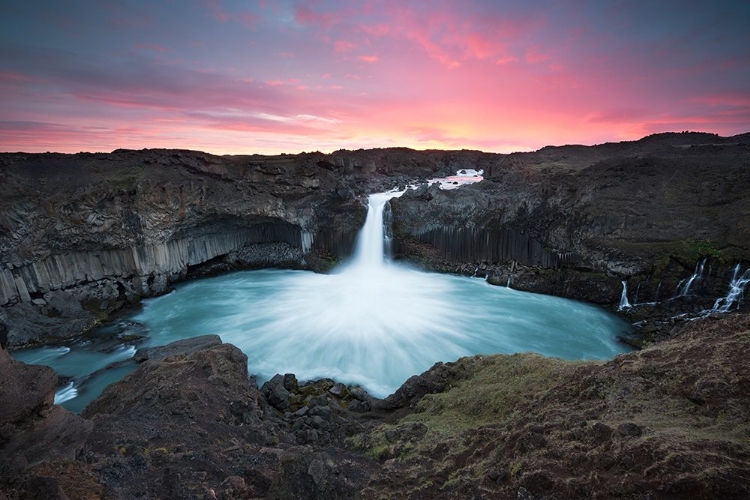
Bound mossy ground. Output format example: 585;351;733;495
357;314;750;499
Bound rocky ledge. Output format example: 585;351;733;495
2;313;749;499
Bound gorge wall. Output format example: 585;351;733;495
390;133;750;309
1;133;749;346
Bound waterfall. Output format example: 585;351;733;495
618;281;631;310
712;264;750;313
678;258;707;297
506;276;511;288
350;190;405;268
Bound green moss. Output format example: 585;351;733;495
683;239;722;260
403;354;582;438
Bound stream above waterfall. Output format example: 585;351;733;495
12;191;633;412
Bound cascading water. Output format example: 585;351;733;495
13;190;632;412
677;258;707;297
712;265;750;313
618;281;631;310
350;191;404;267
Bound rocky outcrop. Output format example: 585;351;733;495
0;346;91;485
2;314;749;498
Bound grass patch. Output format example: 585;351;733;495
402;354;584;442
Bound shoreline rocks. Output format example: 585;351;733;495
2;314;749;498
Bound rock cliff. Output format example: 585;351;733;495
1;133;750;346
391;133;750;306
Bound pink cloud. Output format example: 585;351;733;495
335;40;357;53
204;0;229;22
238;12;259;30
265;80;284;86
587;108;651;124
495;56;519;65
690;92;750;108
295;6;336;29
360;24;390;36
464;34;504;60
0;71;35;83
357;55;378;63
525;47;548;64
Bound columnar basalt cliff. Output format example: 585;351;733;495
390;133;750;313
0;148;460;345
1;132;750;346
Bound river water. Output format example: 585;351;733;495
12;191;631;412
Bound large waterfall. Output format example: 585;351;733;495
350;191;405;267
13;192;631;411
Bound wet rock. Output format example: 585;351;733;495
329;382;346;397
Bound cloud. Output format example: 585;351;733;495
357;55;378;63
0;71;35;83
294;5;337;29
237;12;259;30
587;108;651;124
334;40;357;53
525;47;548;64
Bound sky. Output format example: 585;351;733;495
0;0;748;155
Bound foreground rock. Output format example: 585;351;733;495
2;313;750;498
0;346;91;497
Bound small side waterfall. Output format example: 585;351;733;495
712;265;750;313
618;281;631;310
678;258;707;297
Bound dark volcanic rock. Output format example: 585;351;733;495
76;338;377;499
0;348;91;479
390;133;750;308
132;333;222;362
2;315;750;498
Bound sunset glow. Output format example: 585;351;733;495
1;1;748;154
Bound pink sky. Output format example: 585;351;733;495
0;0;748;154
